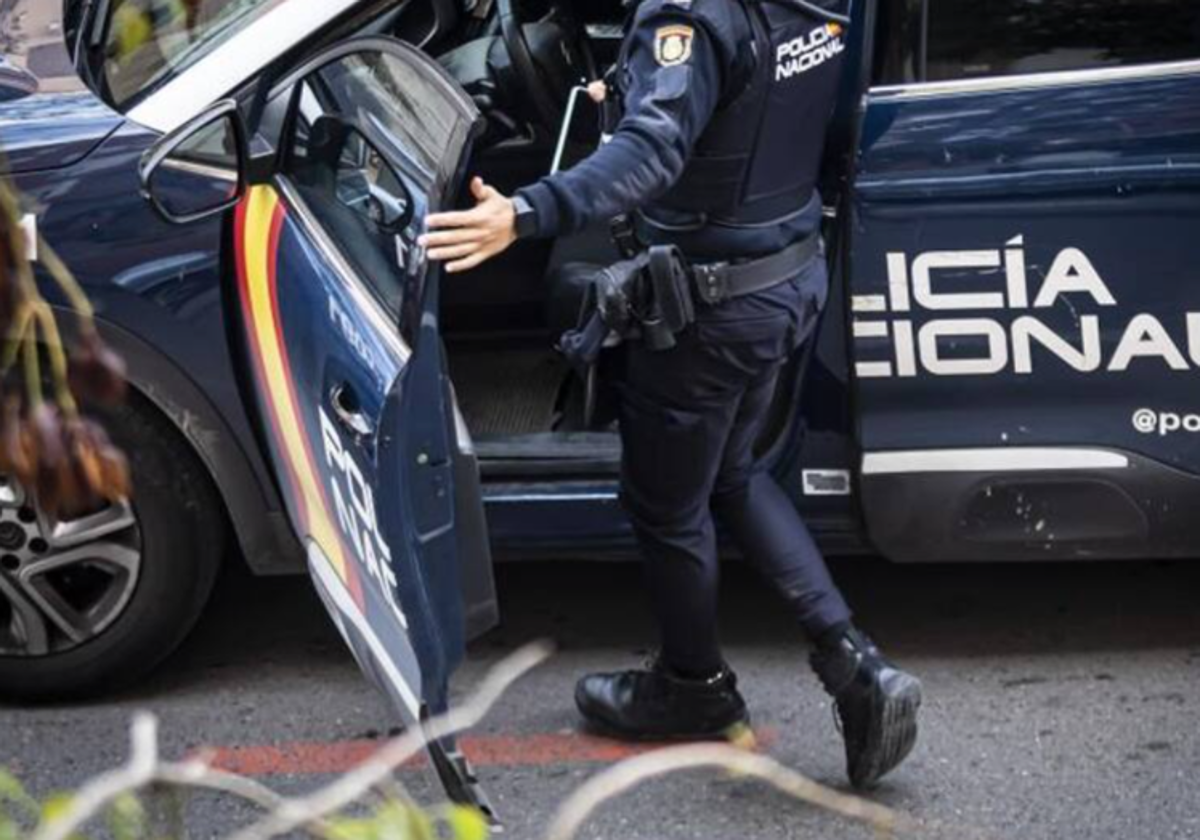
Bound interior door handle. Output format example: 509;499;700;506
330;383;373;437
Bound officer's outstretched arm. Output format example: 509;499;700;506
423;0;722;271
513;1;723;239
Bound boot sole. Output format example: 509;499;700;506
580;713;753;744
850;670;922;790
576;691;753;744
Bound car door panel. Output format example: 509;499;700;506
848;66;1200;562
231;39;492;747
236;183;430;715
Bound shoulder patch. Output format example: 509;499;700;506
654;24;694;67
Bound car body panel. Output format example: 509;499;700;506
847;61;1200;560
13;115;297;571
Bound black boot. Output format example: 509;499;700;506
575;659;749;741
810;628;922;789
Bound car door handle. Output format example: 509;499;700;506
330;383;374;437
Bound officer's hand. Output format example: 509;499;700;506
586;80;608;103
421;178;517;274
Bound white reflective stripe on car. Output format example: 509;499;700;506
307;540;421;717
862;448;1130;475
128;0;365;135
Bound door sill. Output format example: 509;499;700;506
476;432;620;479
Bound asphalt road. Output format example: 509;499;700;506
3;557;1199;840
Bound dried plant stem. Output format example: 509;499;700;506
0;179;96;417
21;330;41;406
32;715;161;840
29;715;325;840
228;641;554;840
31;301;76;413
543;743;915;840
1;305;33;374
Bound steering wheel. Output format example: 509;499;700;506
496;0;599;131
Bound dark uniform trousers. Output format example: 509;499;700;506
617;257;853;676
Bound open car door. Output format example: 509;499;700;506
229;38;498;809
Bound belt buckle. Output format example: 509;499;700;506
693;262;729;304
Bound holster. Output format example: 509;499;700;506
557;244;697;371
555;245;698;428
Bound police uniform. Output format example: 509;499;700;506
514;0;922;789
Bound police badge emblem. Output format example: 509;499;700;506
654;25;694;66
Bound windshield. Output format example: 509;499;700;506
98;0;289;109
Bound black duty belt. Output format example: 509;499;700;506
691;236;822;305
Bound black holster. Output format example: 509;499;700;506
557;244;696;375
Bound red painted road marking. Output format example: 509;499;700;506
199;730;774;777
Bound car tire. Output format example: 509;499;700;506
0;395;226;701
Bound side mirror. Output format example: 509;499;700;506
139;100;248;225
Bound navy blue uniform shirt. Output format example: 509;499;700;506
515;0;823;261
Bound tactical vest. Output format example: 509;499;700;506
653;0;850;227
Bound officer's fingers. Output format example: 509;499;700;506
469;176;489;201
426;241;482;262
423;208;488;230
420;227;485;247
445;243;501;274
478;184;506;204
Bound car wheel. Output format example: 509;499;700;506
0;397;225;701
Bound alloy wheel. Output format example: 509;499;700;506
0;477;142;657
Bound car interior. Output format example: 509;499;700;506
348;0;667;479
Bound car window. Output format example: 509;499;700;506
99;0;289;108
926;0;1200;82
281;52;461;327
312;51;465;183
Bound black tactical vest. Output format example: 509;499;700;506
654;0;850;226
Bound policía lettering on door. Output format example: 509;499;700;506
852;235;1200;379
319;406;409;630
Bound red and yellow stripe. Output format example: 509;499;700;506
235;185;365;609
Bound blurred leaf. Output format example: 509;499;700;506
39;794;73;824
0;814;22;840
326;816;380;840
444;806;488;840
145;785;188;840
373;800;433;840
0;771;38;818
37;794;87;840
107;793;147;840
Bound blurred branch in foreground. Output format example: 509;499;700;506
0;167;129;517
0;640;967;840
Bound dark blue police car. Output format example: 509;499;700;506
1;0;1198;732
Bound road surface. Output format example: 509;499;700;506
3;557;1199;839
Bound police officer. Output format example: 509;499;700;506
421;0;921;789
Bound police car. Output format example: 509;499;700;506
1;0;1197;743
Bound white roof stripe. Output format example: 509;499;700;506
128;0;364;134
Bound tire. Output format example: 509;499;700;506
0;395;226;701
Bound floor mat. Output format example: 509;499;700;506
449;346;567;437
